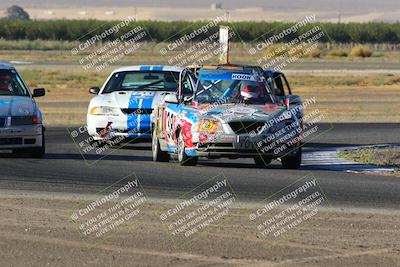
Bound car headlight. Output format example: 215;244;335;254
198;119;219;134
89;106;119;116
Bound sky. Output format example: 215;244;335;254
0;0;399;11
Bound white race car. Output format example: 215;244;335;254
87;65;183;141
0;62;46;157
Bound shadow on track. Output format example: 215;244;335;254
0;152;150;162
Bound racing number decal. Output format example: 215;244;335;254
239;136;257;150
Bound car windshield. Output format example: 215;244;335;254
103;71;180;93
194;69;275;105
0;69;30;97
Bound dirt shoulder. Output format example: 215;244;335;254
0;193;399;267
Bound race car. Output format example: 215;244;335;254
87;65;183;141
151;64;303;168
0;62;46;157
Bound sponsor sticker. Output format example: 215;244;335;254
231;73;256;81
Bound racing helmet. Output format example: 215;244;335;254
240;81;263;99
0;74;11;91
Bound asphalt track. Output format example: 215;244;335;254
1;123;399;209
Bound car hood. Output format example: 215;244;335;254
0;96;36;117
91;91;171;109
197;103;288;122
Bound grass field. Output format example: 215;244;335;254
339;147;400;176
0;41;399;61
339;147;400;167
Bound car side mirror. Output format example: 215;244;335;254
33;88;45;97
164;94;179;104
89;87;100;94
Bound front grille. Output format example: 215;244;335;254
228;121;266;135
11;116;34;126
0;138;23;145
198;143;233;150
121;108;153;115
0;117;6;128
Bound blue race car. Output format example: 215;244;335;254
152;64;303;168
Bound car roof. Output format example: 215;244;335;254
199;64;254;71
112;65;183;73
190;64;283;75
0;61;16;70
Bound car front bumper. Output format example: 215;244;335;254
0;124;43;150
87;114;152;140
186;132;301;158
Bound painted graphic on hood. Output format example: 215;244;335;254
198;104;284;121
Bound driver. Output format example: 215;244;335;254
163;72;178;90
239;81;265;104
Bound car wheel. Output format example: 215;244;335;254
152;127;170;162
254;155;272;167
177;131;197;166
281;146;302;169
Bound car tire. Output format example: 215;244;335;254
13;127;45;158
152;127;170;162
281;146;302;169
177;131;197;166
254;155;272;167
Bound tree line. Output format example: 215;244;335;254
0;19;398;44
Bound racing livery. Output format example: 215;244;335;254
87;65;183;141
152;65;303;168
0;62;46;157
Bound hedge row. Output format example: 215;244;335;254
0;19;399;43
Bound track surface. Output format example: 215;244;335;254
1;123;399;209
